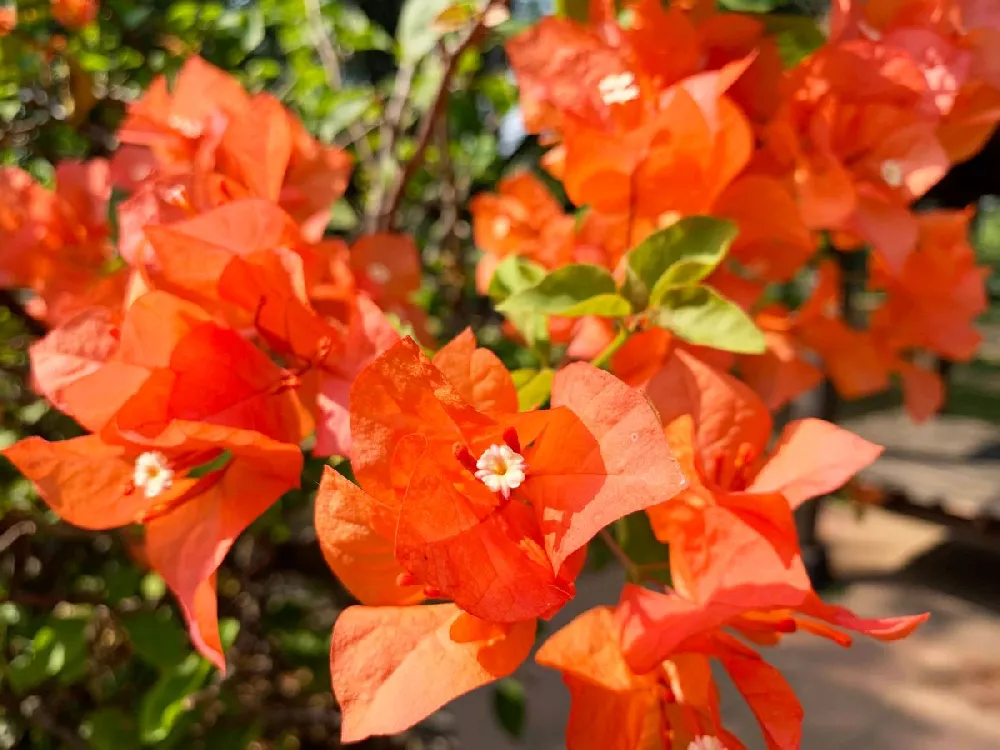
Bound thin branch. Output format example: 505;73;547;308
0;520;35;554
598;528;639;580
376;0;506;232
303;0;374;163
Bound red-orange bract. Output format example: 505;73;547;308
315;333;686;741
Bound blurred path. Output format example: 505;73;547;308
446;502;1000;749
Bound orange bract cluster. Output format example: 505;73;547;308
0;0;987;746
473;0;993;421
1;57;424;669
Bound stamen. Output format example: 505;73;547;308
502;427;520;454
453;443;479;474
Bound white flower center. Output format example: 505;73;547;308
160;184;189;208
366;262;391;285
881;160;904;188
493;215;511;239
167;114;203;139
134;451;174;498
598;72;639;106
688;737;726;750
474;444;527;498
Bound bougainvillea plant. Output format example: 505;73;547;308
1;0;995;746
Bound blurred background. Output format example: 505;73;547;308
0;0;998;748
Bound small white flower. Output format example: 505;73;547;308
160;184;189;207
881;160;904;188
167;114;203;139
133;451;174;499
493;215;512;239
598;72;640;106
366;262;391;285
474;444;527;498
688;737;726;750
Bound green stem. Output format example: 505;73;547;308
590;326;629;370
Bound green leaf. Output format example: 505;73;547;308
486;255;546;302
492;678;526;739
487;256;551;356
614;512;671;584
241;7;265;52
719;0;785;12
622;217;737;310
219;618;240;650
122;610;190;671
498;265;631;318
321;87;376;140
140;572;167;602
397;0;455;62
329;199;358;231
764;14;826;68
651;286;766;354
139;654;213;744
511;368;554;410
556;0;591;21
332;5;393;52
7;614;90;694
83;708;139;750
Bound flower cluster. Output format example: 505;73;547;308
0;0;993;746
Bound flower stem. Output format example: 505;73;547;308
591;327;629;370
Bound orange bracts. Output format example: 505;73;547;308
315;334;685;740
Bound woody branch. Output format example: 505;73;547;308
374;0;508;233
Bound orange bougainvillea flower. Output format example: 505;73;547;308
0;4;15;35
51;0;97;29
214;246;400;458
609;549;927;749
30;291;311;444
119;56;250;170
737;306;824;412
470;170;576;292
763;40;949;271
0;160;125;327
119;67;351;242
534;506;926;749
643;349;882;575
315;333;685;741
4;420;302;669
711;174;816;284
870;207;989;363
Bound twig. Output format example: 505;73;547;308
375;0;505;232
302;0;374;163
598;528;639;580
0;520;35;554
